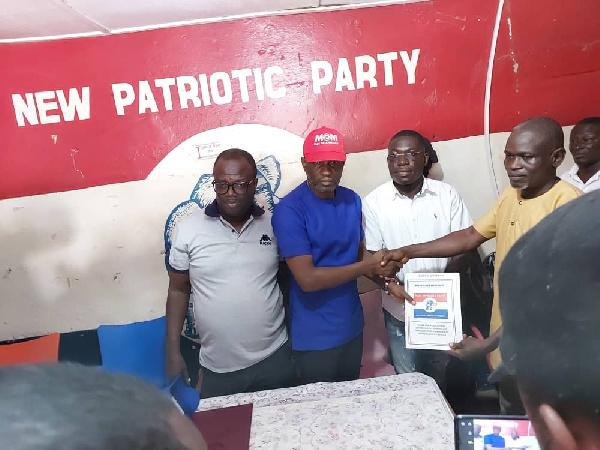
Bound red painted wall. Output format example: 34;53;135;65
1;0;599;200
491;0;600;130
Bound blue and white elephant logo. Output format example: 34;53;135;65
163;155;282;340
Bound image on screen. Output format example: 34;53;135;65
457;417;540;450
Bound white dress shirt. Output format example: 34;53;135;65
561;164;600;193
363;178;473;321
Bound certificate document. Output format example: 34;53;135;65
404;273;462;351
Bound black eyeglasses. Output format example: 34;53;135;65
212;180;254;195
387;151;424;163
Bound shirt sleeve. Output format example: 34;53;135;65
168;223;190;272
271;202;312;258
474;189;508;240
449;186;474;231
356;194;365;243
362;196;383;251
555;181;583;207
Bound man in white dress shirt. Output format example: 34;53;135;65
561;117;600;193
363;130;472;386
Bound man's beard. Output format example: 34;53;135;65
307;178;337;193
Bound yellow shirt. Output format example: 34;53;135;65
474;180;581;368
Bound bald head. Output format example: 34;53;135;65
513;117;564;155
504;117;566;197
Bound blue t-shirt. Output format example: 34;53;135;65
484;434;506;448
272;182;365;351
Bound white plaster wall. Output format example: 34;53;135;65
0;124;577;339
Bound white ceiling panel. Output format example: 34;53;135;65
0;0;106;40
65;0;318;31
0;0;417;42
320;0;424;5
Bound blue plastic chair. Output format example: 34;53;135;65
97;316;200;415
97;316;168;388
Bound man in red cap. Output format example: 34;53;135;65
272;127;400;384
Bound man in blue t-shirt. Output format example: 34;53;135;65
272;127;400;384
484;426;506;449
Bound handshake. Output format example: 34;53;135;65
365;248;409;278
364;248;415;306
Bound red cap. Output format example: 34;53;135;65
303;127;346;162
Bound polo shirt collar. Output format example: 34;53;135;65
204;200;265;218
390;177;434;200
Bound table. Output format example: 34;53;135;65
197;373;454;449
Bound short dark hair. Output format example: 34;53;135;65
499;191;600;423
422;137;438;177
214;148;257;178
0;363;188;450
576;117;600;126
389;130;427;151
389;130;437;175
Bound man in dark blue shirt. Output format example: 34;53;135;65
272;127;399;384
484;425;506;449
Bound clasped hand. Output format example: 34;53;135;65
368;249;403;278
367;249;415;305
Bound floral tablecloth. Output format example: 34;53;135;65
197;373;454;449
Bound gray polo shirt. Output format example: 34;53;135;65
169;201;287;373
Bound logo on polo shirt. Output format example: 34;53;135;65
259;234;272;246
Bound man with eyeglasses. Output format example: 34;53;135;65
561;117;600;193
362;130;472;387
381;117;581;413
166;148;295;398
272;127;401;384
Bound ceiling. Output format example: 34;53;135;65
1;0;414;42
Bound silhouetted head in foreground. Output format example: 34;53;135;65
0;363;206;450
498;190;600;449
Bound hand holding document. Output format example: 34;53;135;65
403;273;462;351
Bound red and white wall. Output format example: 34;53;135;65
1;0;599;340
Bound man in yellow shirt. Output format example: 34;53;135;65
382;117;581;413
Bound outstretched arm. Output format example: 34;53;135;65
447;327;502;361
286;242;400;292
383;226;488;265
